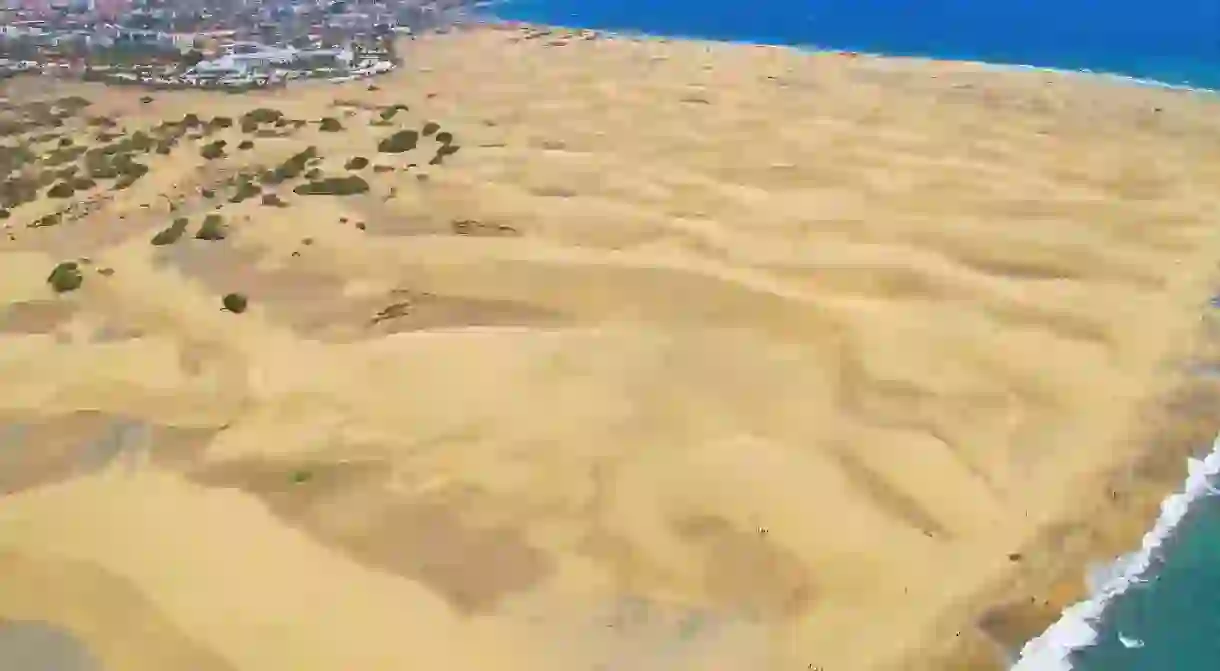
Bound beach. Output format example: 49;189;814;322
3;25;1220;671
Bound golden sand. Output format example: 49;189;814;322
3;26;1220;671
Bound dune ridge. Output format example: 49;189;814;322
3;25;1220;671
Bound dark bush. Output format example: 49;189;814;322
181;113;202;128
241;108;283;133
210;116;233;129
140;95;154;104
421;121;440;136
229;180;261;203
70;177;95;191
379;107;399;121
261;192;286;207
130;131;154;152
46;181;74;198
200;188;215;199
200;141;225;160
435;131;454;145
32;212;62;228
222;292;248;313
377;129;418;153
373;164;393;173
47;261;83;293
344;156;369;170
429;144;461;165
267;146;318;183
238;139;254;150
196;214;226;240
293;175;370;196
318;117;343;132
150;217;190;245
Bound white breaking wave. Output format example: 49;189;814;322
1010;442;1220;670
1118;634;1145;649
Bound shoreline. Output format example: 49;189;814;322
477;14;1220;94
465;18;1220;669
916;292;1220;671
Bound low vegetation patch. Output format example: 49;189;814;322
238;139;254;150
263;146;318;184
195;214;226;240
222;292;248;313
229;178;261;203
241;108;283;133
318;117;343;132
345;156;369;170
293;175;369;196
200;141;226;160
377;129;418;153
261;192;287;207
150;217;190;246
421;121;440;136
46;181;75;198
47;261;83;293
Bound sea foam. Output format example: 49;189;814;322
1010;441;1220;670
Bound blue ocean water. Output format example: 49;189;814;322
487;1;1220;668
1070;490;1220;671
492;0;1220;89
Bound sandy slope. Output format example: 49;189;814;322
3;25;1220;671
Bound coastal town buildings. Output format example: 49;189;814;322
0;0;455;87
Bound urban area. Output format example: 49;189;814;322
0;0;478;89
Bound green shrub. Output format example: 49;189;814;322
47;261;83;293
377;129;418;153
429;144;461;165
318;117;343;132
181;113;202;128
196;214;226;240
210;116;233;129
32;212;62;228
240;108;283;133
200;141;225;160
267;146;318;183
421;121;440;136
229;180;261;203
150;217;190;245
130;131;154;152
222;292;248;313
292;175;369;196
46;181;74;198
378;107;399;121
435;131;454;145
200;188;215;199
238;139;254;150
344;156;369;170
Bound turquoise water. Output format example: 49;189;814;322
1070;490;1220;670
488;1;1220;668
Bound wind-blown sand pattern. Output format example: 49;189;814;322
4;25;1220;671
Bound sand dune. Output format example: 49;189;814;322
3;25;1220;671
